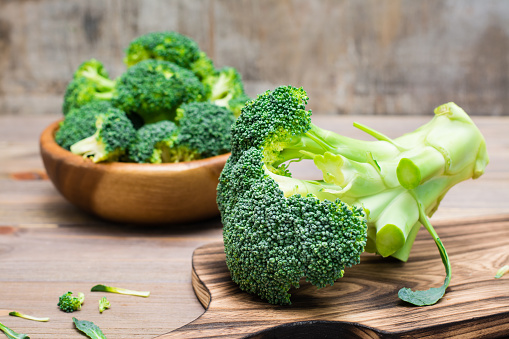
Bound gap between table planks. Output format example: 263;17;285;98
160;214;509;338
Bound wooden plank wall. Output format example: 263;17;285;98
0;0;508;116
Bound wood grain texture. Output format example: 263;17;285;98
0;114;508;338
1;1;509;116
39;120;229;224
163;215;509;338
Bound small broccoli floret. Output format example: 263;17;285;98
128;120;179;163
62;59;116;115
70;107;136;163
218;86;489;305
171;102;235;161
113;59;206;124
55;101;114;150
98;297;111;313
58;291;85;313
204;67;250;117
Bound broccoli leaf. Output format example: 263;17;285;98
398;193;452;306
0;322;30;339
72;318;107;339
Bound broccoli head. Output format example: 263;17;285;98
113;59;206;124
70;107;136;163
128;120;179;163
171;102;235;161
217;86;488;305
62;59;116;115
56;101;114;150
58;291;85;313
124;31;201;69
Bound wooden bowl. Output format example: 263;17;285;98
40;120;229;224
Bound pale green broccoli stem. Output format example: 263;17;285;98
91;284;150;297
398;190;451;306
495;265;509;279
80;67;116;92
70;132;108;162
9;311;49;322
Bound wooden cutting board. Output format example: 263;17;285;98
161;215;509;338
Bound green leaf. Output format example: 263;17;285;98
91;284;150;297
72;318;107;339
0;322;30;339
398;192;451;306
495;265;509;279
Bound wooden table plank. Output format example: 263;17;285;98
0;114;507;338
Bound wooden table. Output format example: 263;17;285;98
0;114;508;338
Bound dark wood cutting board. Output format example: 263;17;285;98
161;215;509;338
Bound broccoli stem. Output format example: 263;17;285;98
70;133;107;162
398;190;451;306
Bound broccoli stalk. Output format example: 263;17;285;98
91;284;150;297
217;86;488;306
9;311;49;322
495;265;509;279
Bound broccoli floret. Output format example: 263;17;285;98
124;31;215;82
205;67;250;117
70;107;136;163
128;120;179;163
57;291;85;313
55;101;114;150
113;59;206;124
171;102;235;161
98;297;111;313
217;86;489;306
124;31;202;69
62;59;116;115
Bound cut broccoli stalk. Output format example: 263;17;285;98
9;311;49;322
495;265;509;279
91;284;150;297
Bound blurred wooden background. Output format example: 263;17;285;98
0;0;508;116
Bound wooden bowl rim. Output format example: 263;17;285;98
40;119;231;173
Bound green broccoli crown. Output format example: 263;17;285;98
113;59;205;124
218;147;367;305
56;101;114;150
62;59;116;115
124;31;201;69
70;107;136;163
57;291;85;313
174;102;235;159
218;86;489;305
128;120;179;163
